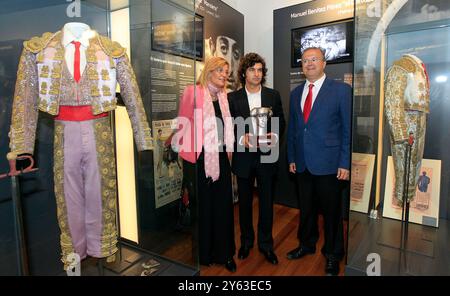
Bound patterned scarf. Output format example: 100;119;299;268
202;83;234;182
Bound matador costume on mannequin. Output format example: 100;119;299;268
384;54;430;204
8;23;153;269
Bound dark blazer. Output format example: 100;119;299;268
287;77;351;175
228;86;286;178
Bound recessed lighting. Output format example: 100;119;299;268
435;75;447;83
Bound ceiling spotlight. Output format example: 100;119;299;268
435;75;447;83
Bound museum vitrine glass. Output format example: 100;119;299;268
347;0;450;275
0;0;199;276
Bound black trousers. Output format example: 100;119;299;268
237;163;275;251
296;169;344;260
190;151;235;265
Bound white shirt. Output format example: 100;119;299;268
301;74;326;111
246;85;262;133
237;86;262;145
246;85;262;114
61;23;96;77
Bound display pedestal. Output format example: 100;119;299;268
377;225;434;258
103;244;143;273
345;212;448;276
378;137;434;258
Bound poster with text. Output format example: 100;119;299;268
383;157;441;227
350;153;375;214
153;119;183;209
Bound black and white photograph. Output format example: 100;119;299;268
291;21;353;67
197;0;244;92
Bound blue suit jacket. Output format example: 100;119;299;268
287;77;351;175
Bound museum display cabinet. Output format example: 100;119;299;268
347;0;450;275
0;0;199;276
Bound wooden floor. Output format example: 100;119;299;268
200;199;346;276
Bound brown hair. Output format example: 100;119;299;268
238;53;267;86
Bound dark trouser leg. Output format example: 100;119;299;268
296;170;319;250
237;175;255;248
255;170;274;251
315;174;344;259
210;152;235;263
197;160;213;265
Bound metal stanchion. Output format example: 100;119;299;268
400;133;414;249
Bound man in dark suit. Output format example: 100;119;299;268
286;47;351;275
228;53;285;265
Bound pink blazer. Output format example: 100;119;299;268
176;84;205;164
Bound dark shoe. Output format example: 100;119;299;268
225;258;236;273
286;246;315;260
238;245;252;260
259;249;278;265
325;258;340;276
200;259;212;267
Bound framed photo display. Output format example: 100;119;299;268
291;19;354;68
350;153;376;214
382;156;441;227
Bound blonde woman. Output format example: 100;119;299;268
175;57;236;272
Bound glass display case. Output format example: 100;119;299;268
0;0;198;276
347;0;450;275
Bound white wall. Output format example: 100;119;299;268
221;0;312;87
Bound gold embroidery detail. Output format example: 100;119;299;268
93;117;118;258
102;101;111;111
86;48;97;63
394;57;416;73
40;65;49;78
91;85;100;97
51;63;62;79
92;102;102;115
23;32;57;53
98;35;126;58
40;82;48;95
39;99;48;111
102;85;112;96
9;51;28;154
391;113;427;203
54;47;64;61
88;67;99;80
109;56;115;69
48;100;58;115
101;69;110;81
53;121;76;270
385;65;408;142
49;82;60;96
36;52;45;63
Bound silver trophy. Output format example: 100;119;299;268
250;107;277;146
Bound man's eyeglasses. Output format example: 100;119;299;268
301;57;323;64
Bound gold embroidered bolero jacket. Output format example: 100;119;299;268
9;30;153;154
384;54;430;143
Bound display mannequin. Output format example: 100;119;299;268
9;22;153;269
384;54;430;204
